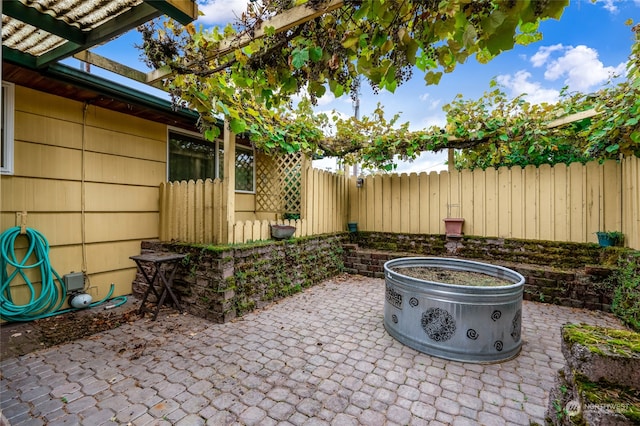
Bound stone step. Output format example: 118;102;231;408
561;324;640;388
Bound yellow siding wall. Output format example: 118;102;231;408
1;85;167;304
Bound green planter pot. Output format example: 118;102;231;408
596;232;623;247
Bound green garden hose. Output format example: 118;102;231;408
0;226;127;322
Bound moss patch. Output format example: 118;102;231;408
563;324;640;357
574;374;640;423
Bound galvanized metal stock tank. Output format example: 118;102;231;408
384;257;525;363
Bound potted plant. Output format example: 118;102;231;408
595;231;624;247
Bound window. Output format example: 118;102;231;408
168;131;222;182
1;82;15;175
235;146;255;192
168;129;254;192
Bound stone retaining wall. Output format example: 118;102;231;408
133;233;629;322
133;235;346;323
344;233;624;312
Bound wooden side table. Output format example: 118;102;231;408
130;252;186;320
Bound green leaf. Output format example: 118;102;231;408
216;100;230;116
631;131;640;143
485;22;517;54
342;35;359;49
204;128;220;141
292;48;309;69
372;32;387;47
352;2;370;20
519;21;539;34
404;39;419;65
541;0;569;20
309;81;326;98
264;26;276;37
486;11;505;30
281;76;298;93
605;144;620;153
309;47;323;62
462;24;477;48
229;118;246;134
499;134;509;142
424;71;442;85
329;79;344;97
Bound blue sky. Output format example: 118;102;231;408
68;0;640;173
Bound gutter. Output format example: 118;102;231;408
45;63;209;124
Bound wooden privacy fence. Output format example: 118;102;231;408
159;156;639;249
160;167;350;244
350;156;639;249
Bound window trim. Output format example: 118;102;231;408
1;81;15;175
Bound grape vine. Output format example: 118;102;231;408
139;0;569;162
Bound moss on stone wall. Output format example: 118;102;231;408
137;236;347;323
563;324;640;357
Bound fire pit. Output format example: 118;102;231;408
384;257;525;363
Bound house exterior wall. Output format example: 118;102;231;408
235;192;257;222
1;85;167;303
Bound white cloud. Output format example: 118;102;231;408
414;112;446;131
418;93;442;113
197;0;250;25
599;0;619;13
496;70;560;104
543;45;626;92
316;91;338;107
394;151;448;174
530;44;564;67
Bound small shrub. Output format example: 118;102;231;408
610;254;640;331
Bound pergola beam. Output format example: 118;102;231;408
73;50;151;84
546;108;600;129
146;0;345;84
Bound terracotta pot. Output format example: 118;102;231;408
443;218;464;237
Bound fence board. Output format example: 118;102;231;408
418;172;431;233
553;164;568;242
603;160;622;233
408;173;420;234
484;167;497;237
497;167;510;238
459;169;473;234
585;161;600;243
390;174;401;232
438;171;449;234
538;164;552;241
523;165;537;240
568;162;585;241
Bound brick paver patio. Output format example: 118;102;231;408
0;275;624;425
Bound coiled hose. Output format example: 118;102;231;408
0;226;126;322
